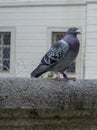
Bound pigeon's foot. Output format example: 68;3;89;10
63;73;76;81
65;77;76;81
54;77;76;81
54;72;76;81
54;77;65;81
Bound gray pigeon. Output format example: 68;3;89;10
31;27;81;79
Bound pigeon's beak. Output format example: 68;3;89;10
76;29;81;34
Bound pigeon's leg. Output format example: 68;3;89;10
63;73;76;81
54;72;67;81
63;73;68;78
54;72;76;81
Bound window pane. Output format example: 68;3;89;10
3;33;11;45
52;32;65;43
3;48;10;59
56;33;65;41
3;60;10;71
0;32;11;72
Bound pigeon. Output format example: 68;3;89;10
31;27;81;79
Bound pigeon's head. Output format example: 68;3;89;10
67;27;81;36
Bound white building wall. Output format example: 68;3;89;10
0;2;86;77
85;2;97;79
1;0;97;78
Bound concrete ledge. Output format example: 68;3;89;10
0;78;97;130
0;78;97;109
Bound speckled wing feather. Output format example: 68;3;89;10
41;40;69;66
31;40;69;77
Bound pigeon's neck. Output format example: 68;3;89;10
63;34;77;42
65;33;77;37
64;34;78;43
63;34;80;51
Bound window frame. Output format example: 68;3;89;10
47;27;82;78
0;27;16;77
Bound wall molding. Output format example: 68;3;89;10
0;0;87;7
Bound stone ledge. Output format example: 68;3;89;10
0;78;97;130
0;78;97;109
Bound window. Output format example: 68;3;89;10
0;32;11;72
52;32;76;74
0;27;15;76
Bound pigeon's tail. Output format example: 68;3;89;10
31;64;49;78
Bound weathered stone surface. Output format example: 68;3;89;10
0;78;97;109
0;78;97;130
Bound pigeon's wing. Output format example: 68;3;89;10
31;40;69;78
41;40;69;67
